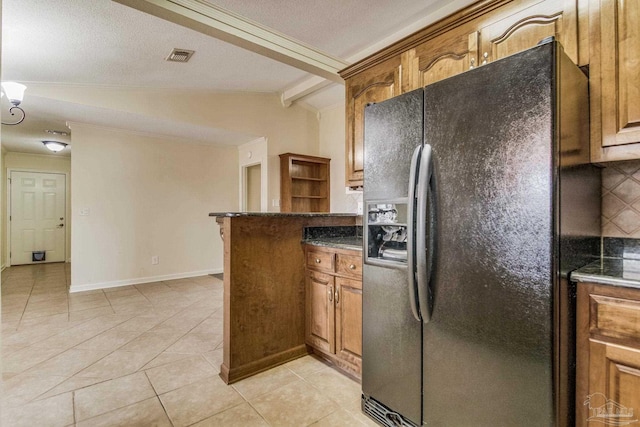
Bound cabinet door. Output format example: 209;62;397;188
335;277;362;368
305;270;335;354
478;0;579;65
405;31;478;91
584;340;640;424
590;0;640;161
345;56;401;188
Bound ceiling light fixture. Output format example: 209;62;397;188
42;141;68;153
1;82;27;125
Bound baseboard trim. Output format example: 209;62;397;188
220;345;309;384
69;268;223;293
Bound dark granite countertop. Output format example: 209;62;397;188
209;212;358;218
304;237;363;251
571;258;640;289
302;225;363;251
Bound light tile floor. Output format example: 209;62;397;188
1;263;376;427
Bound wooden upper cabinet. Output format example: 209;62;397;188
589;0;640;162
340;0;591;189
478;0;580;65
404;30;479;91
345;56;401;188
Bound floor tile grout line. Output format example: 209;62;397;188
15;278;36;329
31;376;113;404
147;369;177;427
245;399;273;427
2;269;238;426
62;300;215;382
72;389;77;426
72;378;169;426
12;312;143;381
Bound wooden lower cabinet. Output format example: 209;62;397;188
576;282;640;425
304;244;362;378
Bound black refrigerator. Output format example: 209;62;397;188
361;40;601;426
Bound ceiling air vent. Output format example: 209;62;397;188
166;49;195;63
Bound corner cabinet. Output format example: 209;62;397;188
279;153;330;213
589;0;640;162
576;282;640;426
304;244;363;378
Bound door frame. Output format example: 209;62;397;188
238;138;268;212
240;161;266;212
6;168;70;267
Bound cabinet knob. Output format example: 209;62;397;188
482;52;488;65
349;264;356;270
315;258;321;264
470;58;475;69
335;288;340;304
328;286;333;302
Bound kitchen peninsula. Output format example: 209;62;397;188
209;212;360;384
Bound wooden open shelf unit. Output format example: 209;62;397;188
280;153;331;213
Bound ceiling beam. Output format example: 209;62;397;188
113;0;348;83
280;76;333;107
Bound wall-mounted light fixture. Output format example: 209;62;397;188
1;82;27;125
42;141;68;153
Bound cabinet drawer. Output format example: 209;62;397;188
306;248;334;273
335;253;362;279
590;294;640;340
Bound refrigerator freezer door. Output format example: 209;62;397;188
363;89;424;426
422;42;560;425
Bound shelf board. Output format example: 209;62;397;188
368;222;408;227
292;195;326;199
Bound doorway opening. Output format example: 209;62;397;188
244;163;262;212
238;138;268;212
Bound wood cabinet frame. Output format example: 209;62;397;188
304;244;363;378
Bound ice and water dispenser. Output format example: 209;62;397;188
365;201;408;265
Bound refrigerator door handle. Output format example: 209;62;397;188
416;144;432;324
407;145;422;322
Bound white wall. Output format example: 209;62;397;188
27;86;320;211
2;152;72;267
70;124;238;292
318;103;362;213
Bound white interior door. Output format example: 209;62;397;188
10;171;66;265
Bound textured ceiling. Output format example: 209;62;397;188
1;0;475;156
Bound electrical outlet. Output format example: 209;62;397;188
151;256;159;265
80;208;90;216
272;199;280;207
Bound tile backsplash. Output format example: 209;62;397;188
602;160;640;238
